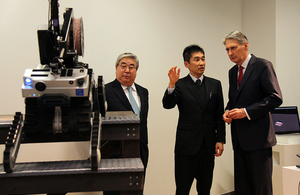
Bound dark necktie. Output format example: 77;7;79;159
196;79;201;88
238;65;243;86
195;79;205;107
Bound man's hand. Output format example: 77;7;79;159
168;66;180;88
223;108;247;124
223;110;232;124
215;142;224;157
228;108;247;119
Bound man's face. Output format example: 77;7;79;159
184;51;205;78
225;39;249;65
116;57;137;86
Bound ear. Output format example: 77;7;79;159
244;42;249;51
184;61;189;68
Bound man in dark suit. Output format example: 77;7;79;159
162;45;225;195
104;52;149;195
222;31;283;195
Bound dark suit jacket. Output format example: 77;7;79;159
226;54;283;151
105;79;149;167
163;75;225;156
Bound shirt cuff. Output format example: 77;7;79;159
244;108;251;120
167;86;175;94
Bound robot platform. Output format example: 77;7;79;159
0;158;144;194
0;111;144;194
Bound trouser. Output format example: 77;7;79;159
234;146;273;195
175;143;215;195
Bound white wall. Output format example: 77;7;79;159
242;0;276;65
6;0;300;194
275;0;300;109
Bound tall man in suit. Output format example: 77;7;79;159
222;31;283;195
104;52;149;195
163;45;225;195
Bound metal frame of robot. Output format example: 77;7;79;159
0;1;144;194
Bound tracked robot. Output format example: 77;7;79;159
3;0;106;172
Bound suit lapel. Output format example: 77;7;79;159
237;55;255;97
204;77;212;109
112;79;132;110
183;75;198;99
136;84;145;115
232;65;238;90
183;75;205;110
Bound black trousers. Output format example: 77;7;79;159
234;145;273;195
175;142;215;195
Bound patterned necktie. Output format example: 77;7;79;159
127;86;140;117
238;65;243;86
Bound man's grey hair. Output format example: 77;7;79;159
115;52;139;70
223;31;248;45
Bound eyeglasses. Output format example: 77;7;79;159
118;65;136;70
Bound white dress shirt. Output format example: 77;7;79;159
121;83;141;110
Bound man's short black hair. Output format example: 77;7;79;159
183;45;205;63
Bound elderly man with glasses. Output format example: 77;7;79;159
103;53;149;195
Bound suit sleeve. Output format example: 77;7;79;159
162;88;177;109
246;60;283;120
224;68;234;111
216;81;226;143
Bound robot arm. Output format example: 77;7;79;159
39;0;84;71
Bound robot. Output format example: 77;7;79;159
3;0;106;173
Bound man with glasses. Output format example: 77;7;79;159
103;52;149;195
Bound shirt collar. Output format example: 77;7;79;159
121;83;137;92
189;73;204;83
240;54;252;69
